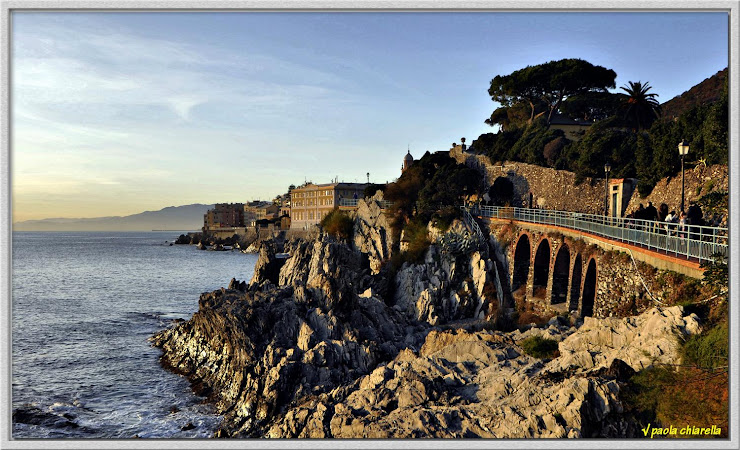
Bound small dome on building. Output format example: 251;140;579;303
404;150;414;162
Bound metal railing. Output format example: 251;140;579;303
468;205;728;263
461;207;504;308
339;198;394;209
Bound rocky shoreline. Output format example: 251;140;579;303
151;196;702;438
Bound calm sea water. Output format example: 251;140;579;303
12;232;259;438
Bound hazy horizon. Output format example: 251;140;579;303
12;202;214;223
11;11;728;221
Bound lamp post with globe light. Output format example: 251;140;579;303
604;162;611;218
678;139;690;213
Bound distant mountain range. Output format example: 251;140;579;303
13;204;215;232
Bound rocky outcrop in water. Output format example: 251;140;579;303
152;196;701;438
153;229;427;437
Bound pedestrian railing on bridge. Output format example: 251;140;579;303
468;205;728;263
461;207;504;309
339;198;394;209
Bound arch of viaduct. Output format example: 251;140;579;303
508;229;598;318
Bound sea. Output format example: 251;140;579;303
11;231;259;439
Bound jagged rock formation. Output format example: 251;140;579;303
351;192;393;275
264;306;699;438
544;306;701;375
153;229;427;437
152;195;701;438
393;220;497;325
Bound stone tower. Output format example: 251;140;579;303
402;150;414;173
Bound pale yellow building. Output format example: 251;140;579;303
549;113;593;141
290;182;367;229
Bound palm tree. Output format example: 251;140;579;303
620;81;662;131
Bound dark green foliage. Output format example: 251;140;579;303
509;120;565;166
633;80;728;192
560;91;622;122
620;81;662;130
319;209;354;241
488;58;617;127
431;206;461;232
682;322;728;371
559;122;637;179
385;151;481;235
543;136;567;167
485;103;531;130
520;336;559;359
696;191;728;217
363;183;386;198
700;253;728;295
472;129;523;163
479;64;727;193
402;218;431;264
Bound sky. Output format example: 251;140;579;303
11;11;729;221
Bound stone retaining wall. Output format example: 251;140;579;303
450;146;606;214
450;146;728;222
624;164;728;218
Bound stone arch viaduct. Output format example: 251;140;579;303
508;229;599;317
480;217;711;319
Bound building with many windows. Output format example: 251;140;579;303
290;182;368;229
203;203;245;232
244;201;280;226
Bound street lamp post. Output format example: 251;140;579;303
604;162;611;218
678;139;690;213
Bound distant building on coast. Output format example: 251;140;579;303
203;203;245;232
244;201;280;227
290;182;368;230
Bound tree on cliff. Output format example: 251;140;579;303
620;81;662;130
385;152;481;234
487;59;617;127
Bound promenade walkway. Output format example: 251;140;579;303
468;205;728;264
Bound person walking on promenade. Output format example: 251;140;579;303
686;202;704;240
644;201;658;233
664;210;677;236
658;203;669;222
678;211;689;240
634;204;646;230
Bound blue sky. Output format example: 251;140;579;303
11;11;728;221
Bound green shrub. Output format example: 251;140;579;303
520;336;559;359
431;206;460;232
622;365;728;437
682;322;728;371
403;219;431;264
320;209;354;241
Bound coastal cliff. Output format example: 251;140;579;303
151;196;701;438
